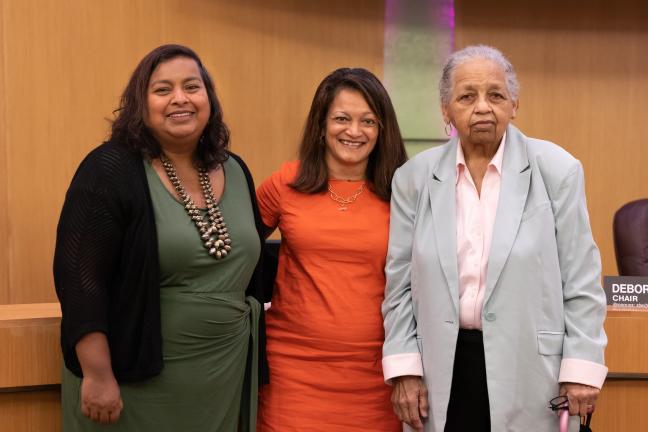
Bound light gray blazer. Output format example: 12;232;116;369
382;125;607;432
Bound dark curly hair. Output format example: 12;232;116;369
111;44;229;169
290;68;407;201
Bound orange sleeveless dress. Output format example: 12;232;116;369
256;161;400;432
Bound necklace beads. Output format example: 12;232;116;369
159;154;232;259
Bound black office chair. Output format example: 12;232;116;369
613;199;648;276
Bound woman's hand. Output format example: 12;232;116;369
560;382;599;417
75;332;123;424
80;374;123;424
391;375;429;431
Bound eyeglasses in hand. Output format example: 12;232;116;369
548;396;593;432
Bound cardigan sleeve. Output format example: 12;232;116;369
53;150;126;363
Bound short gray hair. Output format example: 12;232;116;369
439;45;519;106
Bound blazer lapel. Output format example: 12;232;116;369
429;139;460;314
484;125;531;303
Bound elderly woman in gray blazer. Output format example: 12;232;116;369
382;45;607;432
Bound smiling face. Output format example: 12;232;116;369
442;58;518;149
324;88;379;179
145;56;210;150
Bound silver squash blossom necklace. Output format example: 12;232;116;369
160;153;232;259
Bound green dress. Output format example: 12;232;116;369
61;156;261;431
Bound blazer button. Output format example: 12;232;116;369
484;312;496;321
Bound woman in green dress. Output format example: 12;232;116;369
54;44;267;431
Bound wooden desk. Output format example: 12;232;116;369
0;305;647;431
592;309;648;430
0;303;62;432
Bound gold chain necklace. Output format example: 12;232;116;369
327;182;365;211
159;154;232;259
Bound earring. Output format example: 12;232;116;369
444;122;453;137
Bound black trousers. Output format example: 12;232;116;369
444;329;491;432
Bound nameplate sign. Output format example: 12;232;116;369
604;276;648;310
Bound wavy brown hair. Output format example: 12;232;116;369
111;44;229;169
290;68;407;201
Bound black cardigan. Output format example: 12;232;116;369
54;140;268;383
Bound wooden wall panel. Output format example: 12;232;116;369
0;389;61;432
591;379;648;430
604;310;648;374
0;0;384;304
0;304;62;388
455;0;648;278
0;0;9;304
5;385;642;432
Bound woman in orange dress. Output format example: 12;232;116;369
256;68;408;431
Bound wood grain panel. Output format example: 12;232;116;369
1;304;647;431
604;310;648;374
592;379;648;430
1;382;645;432
0;304;61;431
211;0;385;183
0;0;384;304
455;0;648;278
0;389;61;432
0;303;62;388
0;0;9;304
